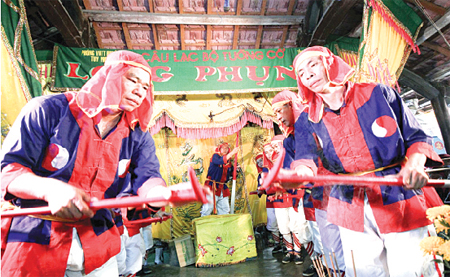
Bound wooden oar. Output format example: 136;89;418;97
126;215;172;226
260;148;450;190
2;167;207;218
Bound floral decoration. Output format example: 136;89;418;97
198;244;207;257
420;205;450;271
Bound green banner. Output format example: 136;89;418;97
1;0;42;98
52;44;301;95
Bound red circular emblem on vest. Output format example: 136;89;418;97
42;143;69;171
435;141;444;150
371;116;397;138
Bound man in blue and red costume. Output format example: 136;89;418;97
201;142;239;216
256;148;283;254
0;51;195;276
287;46;444;276
275;89;346;275
272;91;323;276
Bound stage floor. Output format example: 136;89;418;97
142;246;314;277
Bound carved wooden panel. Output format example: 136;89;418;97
157;24;181;50
241;0;263;14
266;0;290;14
122;0;149;11
86;0;117;10
293;0;309;16
237;26;258;48
210;26;234;50
285;26;299;48
261;26;283;46
153;0;178;12
85;0;302;51
95;22;126;49
210;0;237;13
182;0;207;13
127;23;154;49
184;25;206;49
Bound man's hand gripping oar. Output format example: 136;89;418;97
1;167;209;218
259;148;450;191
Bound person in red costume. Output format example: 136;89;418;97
288;46;444;277
257;144;283;254
271;90;323;276
1;50;201;276
201;142;239;216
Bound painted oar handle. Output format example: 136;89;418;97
126;215;172;226
276;168;450;187
1;206;54;218
261;148;450;189
1;166;208;218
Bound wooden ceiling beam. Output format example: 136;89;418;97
428;67;450;82
287;0;296;15
404;0;447;16
206;0;211;50
280;26;288;48
255;0;267;49
83;10;304;26
309;0;359;46
117;0;132;50
92;22;104;49
232;0;243;49
398;68;440;100
416;10;450;45
178;0;185;50
422;41;450;58
34;0;86;47
408;51;435;70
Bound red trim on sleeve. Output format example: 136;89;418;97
1;163;33;200
290;159;318;175
406;142;443;165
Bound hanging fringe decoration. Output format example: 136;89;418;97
365;56;401;91
150;111;274;139
368;0;420;54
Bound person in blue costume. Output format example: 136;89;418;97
1;50;198;277
200;142;239;216
287;46;444;277
256;149;283;254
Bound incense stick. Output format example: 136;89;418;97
316;256;326;277
329;253;337;277
322;252;332;277
351;250;357;277
332;250;341;275
311;257;321;277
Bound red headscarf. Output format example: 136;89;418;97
254;152;264;173
292;46;354;123
215;142;231;156
272;90;305;136
76;50;154;131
